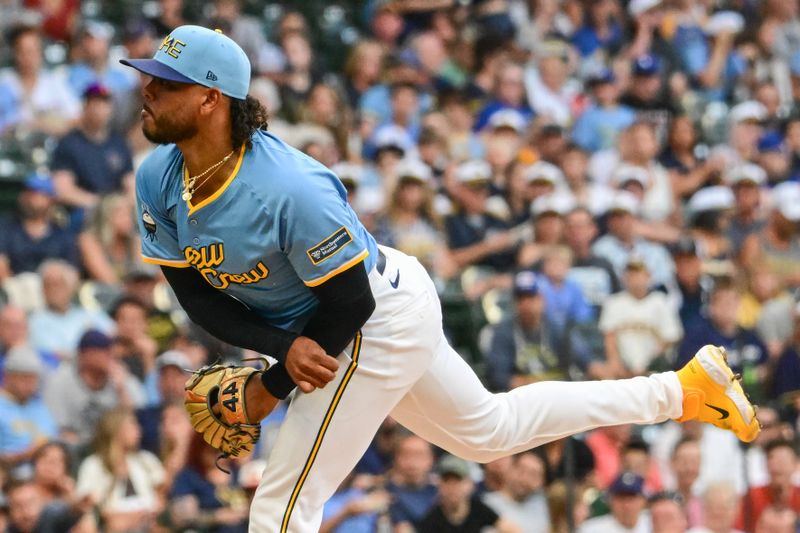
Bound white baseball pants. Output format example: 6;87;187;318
249;246;684;532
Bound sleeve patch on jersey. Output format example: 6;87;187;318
141;206;157;241
306;226;353;265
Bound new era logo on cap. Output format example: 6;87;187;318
206;70;218;81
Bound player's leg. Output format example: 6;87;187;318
391;316;759;462
248;252;443;533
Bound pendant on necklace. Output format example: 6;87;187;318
182;190;192;201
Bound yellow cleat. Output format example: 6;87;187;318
676;345;761;442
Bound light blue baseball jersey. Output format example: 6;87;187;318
136;130;378;331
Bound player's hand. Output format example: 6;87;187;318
286;336;339;393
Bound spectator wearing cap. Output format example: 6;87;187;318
756;131;794;185
725;163;767;256
572;68;636;153
517;191;573;267
483;451;550;533
709;100;766;173
0;24;80;137
686;186;736;277
484;271;602;391
28;259;114;361
599;257;682;377
0;345;57;471
474;62;534;132
564;206;621;311
66;20;137;97
43;329;145;447
670;236;711;331
418;454;520;533
137;349;193;451
522;161;564;208
577;472;651;533
0;173;79;280
676;278;768;396
741;181;800;288
592;191;675;289
373;159;445;275
620;54;677;144
445;160;518;275
51;81;134;228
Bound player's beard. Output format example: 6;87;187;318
142;108;199;145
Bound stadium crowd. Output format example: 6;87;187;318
1;0;800;531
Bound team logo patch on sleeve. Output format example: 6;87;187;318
142;207;157;241
307;226;353;265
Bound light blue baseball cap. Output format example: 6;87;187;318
120;25;250;100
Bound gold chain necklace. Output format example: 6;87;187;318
182;149;235;202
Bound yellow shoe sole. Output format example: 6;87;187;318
676;345;760;442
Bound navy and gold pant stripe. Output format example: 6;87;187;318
279;331;363;532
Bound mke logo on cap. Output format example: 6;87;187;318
158;35;186;59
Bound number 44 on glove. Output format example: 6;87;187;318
184;358;271;467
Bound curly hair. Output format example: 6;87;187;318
230;95;269;150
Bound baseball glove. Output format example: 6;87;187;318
184;358;270;463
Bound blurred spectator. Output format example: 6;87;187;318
648;491;689;533
146;0;188;38
44;329;145;447
373;159;445;274
445;160;517;274
622;438;663;494
206;0;267;70
592;192;675;288
772;305;800;401
572;68;635;153
736;439;800;532
0;345;56;471
621;55;678;143
534;436;596;486
659;115;721;199
78;193;142;284
4;478;93;533
686;185;736;276
0;24;80;137
753;505;797;533
741;181;800;289
670;236;712;332
320;472;391;533
571;0;623;59
51;83;134;223
475;456;511;496
28;259;113;360
110;296;158;382
0;174;79;280
599;257;682;377
137;349;193;450
384;434;437;531
485;270;602;391
474;61;533;132
66;21;136;98
563;206;620;310
31;442;75;502
0;305;40;379
560;144;615;216
121;268;178;352
578;471;651;533
418;454;520;533
535;245;594;340
669;436;703;528
483;451;550;533
586;424;633;490
75;408;164;533
167;434;248;532
676;278;768;389
343;40;384;110
688;482;743;533
726;164;767;257
524;41;580;127
276;31;322;124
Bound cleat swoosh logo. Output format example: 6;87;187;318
390;270;400;289
705;403;729;420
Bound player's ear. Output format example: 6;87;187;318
199;88;224;115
